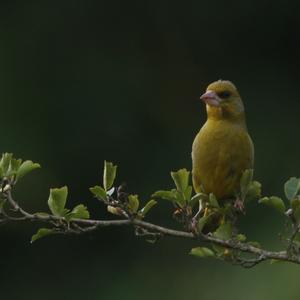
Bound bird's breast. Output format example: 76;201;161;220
192;120;254;199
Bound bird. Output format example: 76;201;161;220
192;80;254;205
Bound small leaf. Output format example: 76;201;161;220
170;169;190;193
240;169;253;198
48;186;69;216
184;185;192;202
139;199;157;217
259;196;286;214
190;247;215;258
236;234;247;242
173;189;185;206
128;194;139;213
212;223;232;256
152;190;177;202
89;185;107;200
152;189;186;207
197;214;211;232
284;177;300;201
0;153;13;175
214;222;232;240
103;161;117;191
16;160;40;180
31;228;54;243
209;193;219;208
245;181;262;201
66;204;90;221
7;158;22;177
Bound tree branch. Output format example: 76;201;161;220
1;188;300;267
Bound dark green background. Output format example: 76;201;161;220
1;1;300;299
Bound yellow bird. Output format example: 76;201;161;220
192;80;254;203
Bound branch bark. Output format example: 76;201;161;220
1;189;300;267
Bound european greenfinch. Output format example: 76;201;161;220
192;80;254;202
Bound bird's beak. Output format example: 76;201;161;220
200;90;220;107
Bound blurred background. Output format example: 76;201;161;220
1;0;300;299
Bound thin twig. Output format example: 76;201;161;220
287;224;300;254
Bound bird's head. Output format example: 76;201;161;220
200;80;245;121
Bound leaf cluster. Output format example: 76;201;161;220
90;161;157;219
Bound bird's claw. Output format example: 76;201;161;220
234;198;245;213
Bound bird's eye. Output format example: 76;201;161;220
218;91;231;99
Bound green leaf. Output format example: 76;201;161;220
284;177;300;201
236;234;247;242
16;160;40;180
0;153;13;175
103;161;117;191
170;169;190;193
197;214;211;232
259;196;286;214
245;181;262;201
152;190;177;202
173;189;185;206
214;222;232;240
7;158;22;177
128;194;139;213
31;228;55;243
89;185;107;200
66;204;90;221
152;189;187;207
184;185;193;202
190;247;215;258
209;193;219;208
240;169;253;198
212;223;232;255
48;186;69;216
139;199;157;217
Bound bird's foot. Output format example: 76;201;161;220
234;198;245;213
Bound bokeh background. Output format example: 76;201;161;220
1;0;300;299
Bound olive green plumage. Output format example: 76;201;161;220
192;80;254;199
